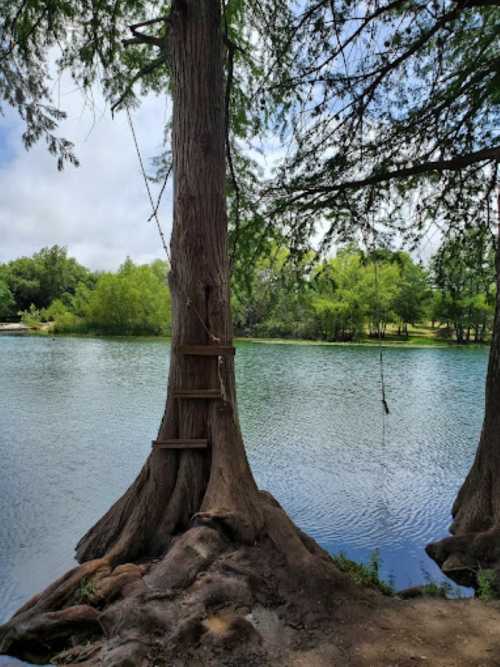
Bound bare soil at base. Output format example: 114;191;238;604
288;596;500;667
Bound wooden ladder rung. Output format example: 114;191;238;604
153;439;208;449
177;345;235;356
173;389;221;399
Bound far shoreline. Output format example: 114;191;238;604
6;324;489;350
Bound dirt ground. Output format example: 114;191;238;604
288;597;500;666
2;596;500;666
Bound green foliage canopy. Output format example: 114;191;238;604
85;258;171;335
0;245;95;311
232;243;435;341
1;0;498;265
431;226;496;342
45;257;171;335
0;279;15;320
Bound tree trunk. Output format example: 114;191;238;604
0;3;354;663
426;236;500;589
73;0;262;565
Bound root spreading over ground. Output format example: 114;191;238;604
3;515;500;667
0;489;360;665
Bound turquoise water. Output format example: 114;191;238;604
0;336;488;640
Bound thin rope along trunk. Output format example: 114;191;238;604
74;0;260;566
0;3;356;663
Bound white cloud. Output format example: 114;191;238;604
0;82;172;271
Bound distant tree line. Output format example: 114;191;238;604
0;246;95;319
0;247;171;336
232;233;495;344
429;227;496;344
0;237;495;343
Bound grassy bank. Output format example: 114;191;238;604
237;324;488;349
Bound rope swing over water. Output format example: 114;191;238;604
362;217;390;458
372;256;391;417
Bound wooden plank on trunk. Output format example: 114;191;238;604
152;439;208;449
177;345;235;356
173;389;221;399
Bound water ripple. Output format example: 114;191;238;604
0;337;486;630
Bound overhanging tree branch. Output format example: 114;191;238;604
276;146;500;207
110;58;164;113
464;0;500;6
122;17;169;47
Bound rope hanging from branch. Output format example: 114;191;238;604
362;217;390;428
126;106;170;258
125;105;220;343
372;255;390;417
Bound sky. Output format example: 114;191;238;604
0;69;439;273
0;82;173;271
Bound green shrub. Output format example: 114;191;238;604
477;569;497;601
420;581;451;598
332;550;393;596
78;577;96;604
85;260;171;335
19;304;44;329
41;260;171;336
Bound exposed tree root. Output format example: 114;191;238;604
427;246;500;591
426;424;500;590
426;528;500;589
0;492;368;666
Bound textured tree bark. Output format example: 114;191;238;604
0;2;355;663
427;230;500;589
73;0;262;567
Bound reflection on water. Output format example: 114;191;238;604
0;336;487;632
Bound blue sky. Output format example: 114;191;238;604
0;119;18;167
0;83;173;271
0;72;438;272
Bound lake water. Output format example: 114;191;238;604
0;335;488;650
